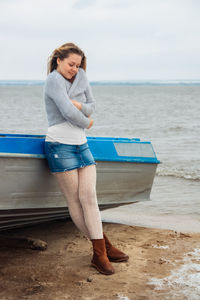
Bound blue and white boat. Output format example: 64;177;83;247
0;133;160;230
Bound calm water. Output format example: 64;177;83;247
0;84;199;232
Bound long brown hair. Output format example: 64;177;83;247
47;42;86;74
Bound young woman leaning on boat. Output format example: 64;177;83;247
43;42;128;275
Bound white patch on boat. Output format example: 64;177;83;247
54;154;59;158
148;248;200;298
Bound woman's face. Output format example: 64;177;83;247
56;53;82;80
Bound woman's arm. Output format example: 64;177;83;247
73;69;95;117
70;99;94;128
70;99;82;111
45;73;90;129
81;83;96;117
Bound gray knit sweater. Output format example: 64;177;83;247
44;68;95;129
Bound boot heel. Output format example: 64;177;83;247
103;233;129;262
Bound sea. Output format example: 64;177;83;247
0;80;200;232
0;80;199;234
0;80;200;298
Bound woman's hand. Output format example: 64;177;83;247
70;99;82;111
87;117;94;129
70;99;93;128
71;99;91;117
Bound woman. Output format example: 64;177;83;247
44;42;128;275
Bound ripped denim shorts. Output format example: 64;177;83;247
44;141;96;173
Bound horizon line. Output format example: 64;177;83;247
0;79;200;86
0;78;200;81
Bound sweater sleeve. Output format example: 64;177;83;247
80;76;96;117
45;73;90;129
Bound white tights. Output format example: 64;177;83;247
53;164;103;240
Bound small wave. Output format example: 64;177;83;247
168;126;184;132
148;248;200;298
156;167;200;181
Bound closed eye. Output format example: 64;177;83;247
69;63;80;68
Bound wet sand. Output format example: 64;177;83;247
0;220;200;300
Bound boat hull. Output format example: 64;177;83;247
0;156;157;231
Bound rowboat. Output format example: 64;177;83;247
0;133;160;231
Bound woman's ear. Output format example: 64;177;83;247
57;57;60;65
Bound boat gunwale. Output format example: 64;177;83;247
0;133;160;164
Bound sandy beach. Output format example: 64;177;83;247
0;219;200;300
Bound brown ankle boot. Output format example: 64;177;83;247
91;238;115;275
103;233;129;262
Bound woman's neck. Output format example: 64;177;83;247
68;76;75;83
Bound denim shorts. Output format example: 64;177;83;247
44;141;96;173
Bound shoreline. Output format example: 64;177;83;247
0;220;200;299
102;175;200;234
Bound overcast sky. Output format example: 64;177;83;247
0;0;200;81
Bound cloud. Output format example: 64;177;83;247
0;0;199;79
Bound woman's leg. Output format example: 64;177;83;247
53;170;90;238
78;164;103;240
54;166;114;275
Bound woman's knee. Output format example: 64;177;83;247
79;187;97;206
